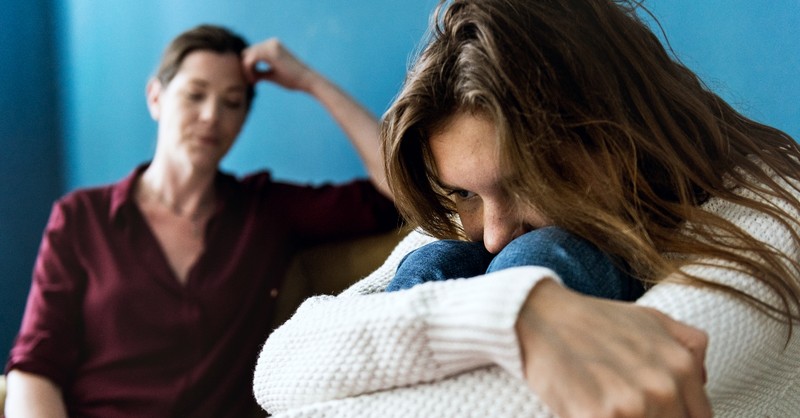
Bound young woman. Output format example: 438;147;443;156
5;25;398;417
253;1;800;417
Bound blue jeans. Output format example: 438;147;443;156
387;227;643;301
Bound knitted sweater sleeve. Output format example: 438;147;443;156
253;184;800;416
252;229;563;414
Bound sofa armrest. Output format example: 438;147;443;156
271;227;407;329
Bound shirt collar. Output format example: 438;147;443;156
109;163;149;222
109;163;240;223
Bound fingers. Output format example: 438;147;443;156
241;38;313;91
241;38;282;84
652;310;713;417
649;308;708;381
681;369;713;418
518;285;713;418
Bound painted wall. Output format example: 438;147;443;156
645;0;800;142
0;0;64;357
58;0;438;189
55;0;800;192
1;0;798;358
0;0;438;358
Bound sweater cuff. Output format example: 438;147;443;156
425;266;562;380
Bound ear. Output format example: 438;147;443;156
146;78;162;121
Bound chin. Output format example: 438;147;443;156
189;154;223;172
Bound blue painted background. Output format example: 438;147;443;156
1;0;798;356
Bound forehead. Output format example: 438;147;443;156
429;113;501;188
171;50;246;90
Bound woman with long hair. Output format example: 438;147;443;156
254;1;800;416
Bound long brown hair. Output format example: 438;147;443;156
383;0;800;323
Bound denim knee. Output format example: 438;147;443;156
387;240;494;292
488;227;642;300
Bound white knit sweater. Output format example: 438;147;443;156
253;180;800;417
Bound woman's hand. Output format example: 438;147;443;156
516;280;712;418
240;38;391;198
241;38;318;92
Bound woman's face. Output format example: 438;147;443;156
147;50;249;170
429;112;549;254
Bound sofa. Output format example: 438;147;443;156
0;227;407;415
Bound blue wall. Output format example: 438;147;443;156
645;0;800;141
58;0;438;189
0;0;64;359
1;0;798;357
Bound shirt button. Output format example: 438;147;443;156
270;288;279;298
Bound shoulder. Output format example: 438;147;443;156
59;183;113;203
236;170;274;189
52;183;115;218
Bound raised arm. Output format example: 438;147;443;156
241;38;391;198
5;370;68;418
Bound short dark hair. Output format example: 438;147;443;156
154;24;255;104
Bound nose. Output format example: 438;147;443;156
199;99;220;123
482;203;526;254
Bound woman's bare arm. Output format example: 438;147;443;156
241;38;391;198
5;370;68;418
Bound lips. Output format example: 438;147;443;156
197;135;220;147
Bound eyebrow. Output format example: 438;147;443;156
187;79;209;88
187;79;246;94
433;178;460;193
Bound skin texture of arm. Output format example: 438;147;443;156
5;370;68;418
240;39;391;198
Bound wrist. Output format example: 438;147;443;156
303;70;329;96
514;279;568;374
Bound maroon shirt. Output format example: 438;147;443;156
6;165;399;417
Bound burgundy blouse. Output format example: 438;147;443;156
6;165;399;417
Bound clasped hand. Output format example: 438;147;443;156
516;280;712;418
241;38;317;92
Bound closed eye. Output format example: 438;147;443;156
223;99;245;109
185;91;205;102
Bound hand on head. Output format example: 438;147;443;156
241;38;317;92
516;280;712;418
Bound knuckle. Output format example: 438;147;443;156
666;347;697;376
691;328;709;349
597;389;646;418
645;375;680;404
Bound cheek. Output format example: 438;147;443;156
161;108;187;136
455;204;483;242
165;103;195;131
521;206;550;228
214;122;242;147
222;111;247;136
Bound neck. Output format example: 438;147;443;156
138;159;216;217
